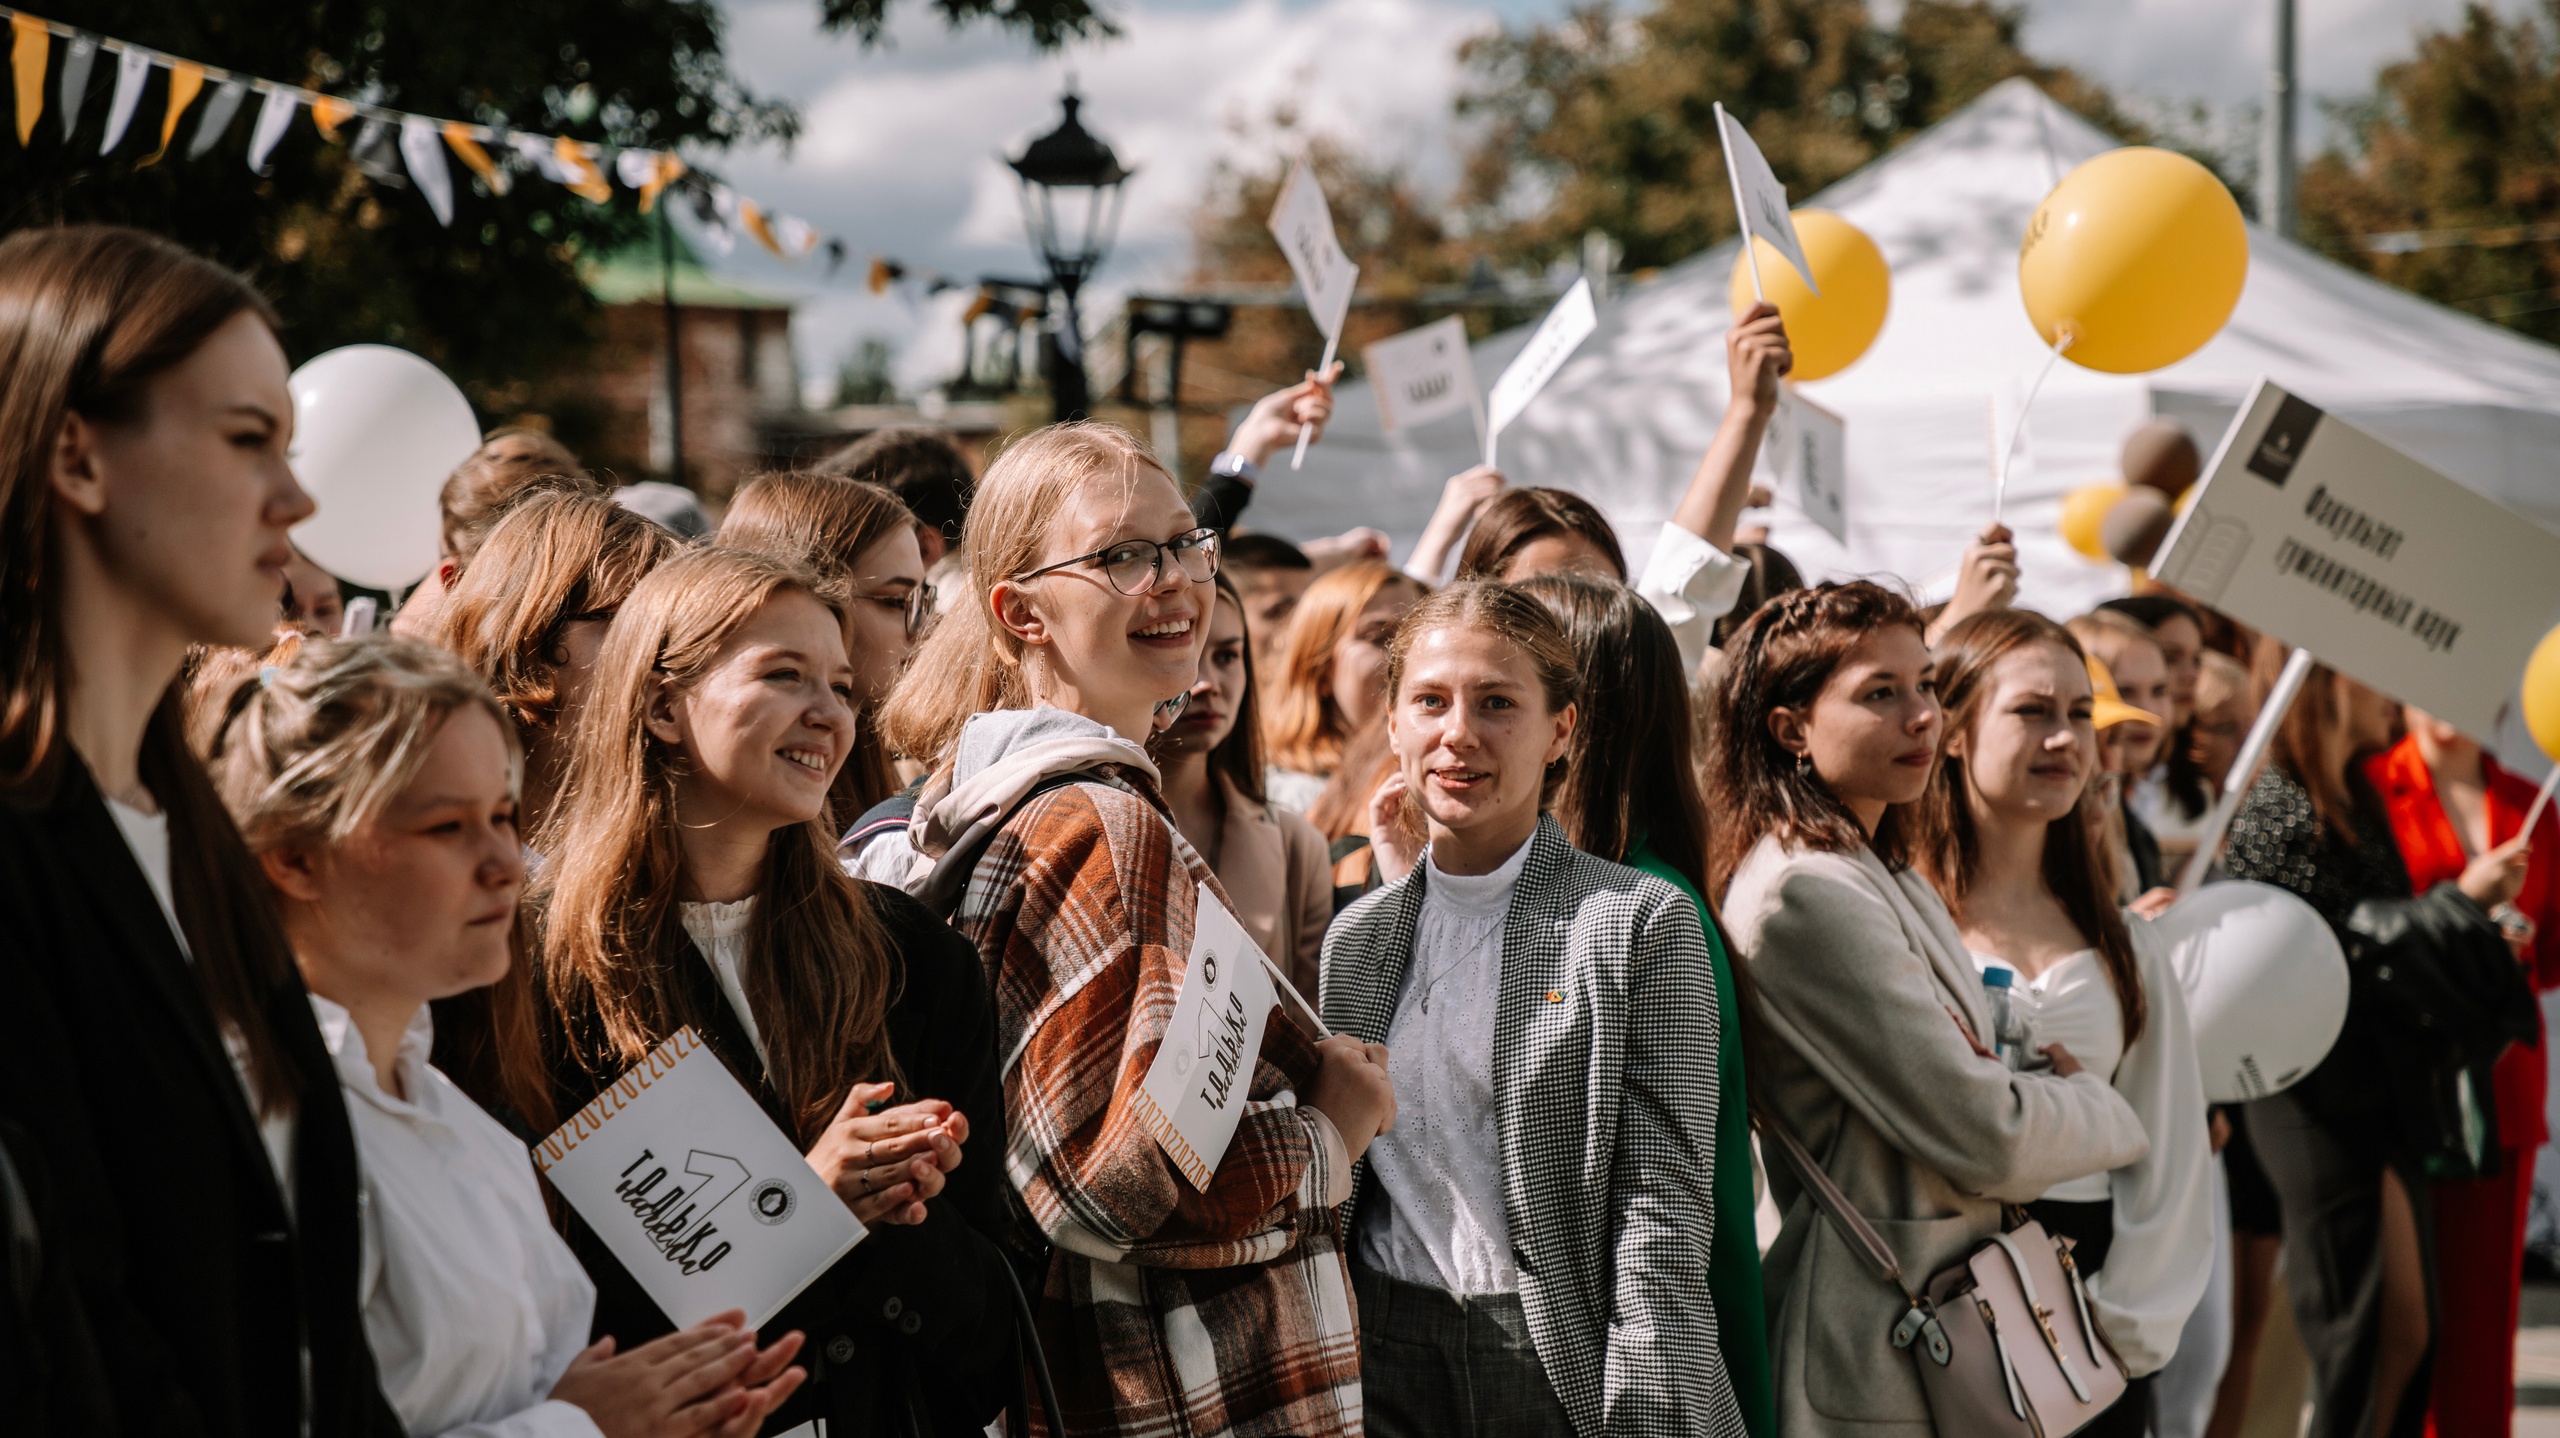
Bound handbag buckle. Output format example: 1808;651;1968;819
1893;1300;1951;1363
1892;1301;1929;1350
1922;1314;1952;1366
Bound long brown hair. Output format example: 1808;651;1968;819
0;225;301;1113
1705;580;1928;902
437;428;596;567
2258;637;2371;843
719;471;919;819
1911;610;2147;1047
1262;559;1424;777
1454;487;1627;581
534;547;902;1142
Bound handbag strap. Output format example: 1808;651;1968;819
1756;1111;1917;1302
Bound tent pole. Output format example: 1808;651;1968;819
2260;0;2297;239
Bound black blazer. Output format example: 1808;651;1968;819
0;755;393;1436
554;883;1017;1438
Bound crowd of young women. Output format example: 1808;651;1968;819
3;224;2551;1438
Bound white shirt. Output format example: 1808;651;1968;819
1357;835;1533;1295
1263;767;1329;816
681;898;767;1069
314;996;605;1438
1635;522;1750;678
1969;950;2121;1202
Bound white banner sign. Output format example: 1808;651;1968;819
1764;388;1848;543
1364;316;1480;435
1485;278;1598;466
1267;160;1359;343
1132;885;1276;1191
1715;103;1818;298
2154;379;2560;739
534;1028;866;1329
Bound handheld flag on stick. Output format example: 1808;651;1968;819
1364;316;1482;448
1483;278;1598;470
1714;103;1819;303
1266;159;1358;469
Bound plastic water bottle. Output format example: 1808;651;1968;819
1980;966;2034;1070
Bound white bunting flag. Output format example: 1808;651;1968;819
247;86;296;173
1363;316;1480;437
614;147;658;190
190;78;247;159
1714;102;1819;299
1484;277;1598;468
1132;885;1278;1191
58;34;97;142
400;116;454;225
101;47;152;155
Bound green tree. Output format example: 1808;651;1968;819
2298;2;2560;342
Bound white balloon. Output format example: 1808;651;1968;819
287;345;479;591
2153;881;2351;1103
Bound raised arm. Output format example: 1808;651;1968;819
1193;366;1345;533
1639;305;1790;674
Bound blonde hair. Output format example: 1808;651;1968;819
439;428;598;565
1262;559;1425;776
535;546;901;1142
879;422;1173;766
2196;648;2253;719
2066;609;2163;677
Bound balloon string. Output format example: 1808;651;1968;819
2524;763;2560;841
1992;332;2072;529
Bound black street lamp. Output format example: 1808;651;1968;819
1008;90;1132;422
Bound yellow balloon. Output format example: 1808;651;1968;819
1728;210;1891;383
2019;147;2249;374
2060;483;2128;561
2523;622;2560;762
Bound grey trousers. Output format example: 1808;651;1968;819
1352;1263;1576;1438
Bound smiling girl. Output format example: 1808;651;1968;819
1708;582;2148;1436
1321;580;1746;1438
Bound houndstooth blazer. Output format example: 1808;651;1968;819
1320;816;1750;1438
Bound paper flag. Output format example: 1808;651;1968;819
309;93;352;142
247;85;294;172
12;14;47;146
1714;103;1819;298
189;77;245;159
868;257;900;295
441;122;505;195
1266;159;1357;342
138;60;202;166
740;199;783;257
552;135;610;203
1362;316;1479;435
400;116;452;224
638;152;684;213
613;147;655;190
57;32;94;142
100;45;149;154
1484;277;1598;466
772;213;816;259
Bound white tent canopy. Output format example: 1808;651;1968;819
1253;78;2560;635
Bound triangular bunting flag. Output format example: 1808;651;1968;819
551;135;610;203
772;213;816;259
613;147;654;190
137;60;202;166
309;93;351;141
99;46;150;154
188;77;245;159
246;84;294;172
740;199;783;257
867;257;899;295
57;32;94;142
399;116;452;224
638;151;684;213
442;122;506;195
11;14;48;146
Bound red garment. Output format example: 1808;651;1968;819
2364;736;2560;1438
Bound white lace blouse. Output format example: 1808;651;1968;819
680;897;767;1068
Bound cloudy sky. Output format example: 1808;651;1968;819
690;0;2522;399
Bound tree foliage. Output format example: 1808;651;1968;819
816;0;1112;50
2299;2;2560;343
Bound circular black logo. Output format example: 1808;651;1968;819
750;1177;797;1226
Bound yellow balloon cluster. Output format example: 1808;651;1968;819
2059;483;2129;561
1729;210;1891;382
2019;148;2249;374
2523;623;2560;762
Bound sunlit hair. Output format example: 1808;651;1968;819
1704;580;1928;901
2065;609;2163;683
534;547;900;1141
1910;610;2146;1047
0;225;301;1113
438;428;598;567
1383;580;1581;804
879;421;1172;767
1454;487;1627;581
719;471;920;820
2257;636;2376;845
1262;559;1425;777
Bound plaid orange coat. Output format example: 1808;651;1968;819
955;765;1360;1438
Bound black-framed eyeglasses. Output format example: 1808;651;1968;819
1015;527;1220;596
857;581;937;639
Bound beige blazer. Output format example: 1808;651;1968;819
1212;772;1333;1003
1720;834;2149;1437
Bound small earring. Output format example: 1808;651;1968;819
1795;751;1812;776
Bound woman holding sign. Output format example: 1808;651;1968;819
202;636;806;1437
878;421;1397;1438
533;547;1018;1438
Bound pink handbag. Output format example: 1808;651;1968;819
1762;1119;2130;1436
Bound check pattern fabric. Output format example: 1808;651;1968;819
1321;817;1748;1438
954;767;1360;1438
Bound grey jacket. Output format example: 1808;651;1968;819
1321;817;1748;1438
1720;834;2149;1437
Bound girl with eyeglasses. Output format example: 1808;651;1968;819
879;421;1396;1438
719;471;936;821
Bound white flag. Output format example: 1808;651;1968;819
1714;103;1819;297
1363;316;1479;435
400;117;454;226
247;86;296;173
58;34;97;142
1762;389;1849;543
1484;277;1598;464
101;47;152;155
1266;160;1358;343
1132;886;1277;1192
190;79;247;160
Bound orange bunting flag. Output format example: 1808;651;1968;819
441;122;507;195
552;134;610;203
867;257;900;295
11;13;48;146
740;198;783;258
962;287;993;326
137;60;202;166
310;93;352;141
640;150;684;213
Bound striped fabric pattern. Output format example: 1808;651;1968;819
1321;816;1749;1438
956;767;1361;1438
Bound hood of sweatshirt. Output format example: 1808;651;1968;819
913;706;1159;866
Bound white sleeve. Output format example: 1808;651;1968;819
2087;925;2217;1376
1636;522;1749;677
430;1401;610;1438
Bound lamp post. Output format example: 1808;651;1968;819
1008;90;1132;422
